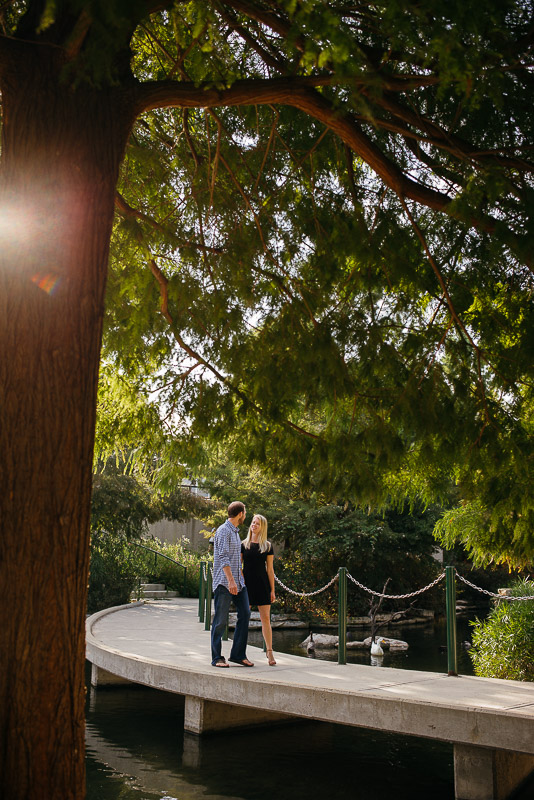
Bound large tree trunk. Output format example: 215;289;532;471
0;44;134;798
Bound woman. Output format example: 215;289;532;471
241;514;277;665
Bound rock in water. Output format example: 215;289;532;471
363;635;409;651
301;632;339;649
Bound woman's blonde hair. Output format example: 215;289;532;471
243;514;270;553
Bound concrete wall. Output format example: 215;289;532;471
147;518;210;552
147;517;284;556
146;479;212;553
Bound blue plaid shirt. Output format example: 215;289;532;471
212;519;246;592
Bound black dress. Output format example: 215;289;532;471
241;541;273;605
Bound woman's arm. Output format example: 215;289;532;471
266;554;276;602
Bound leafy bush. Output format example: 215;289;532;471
274;504;442;617
88;468;154;612
88;533;146;613
469;580;534;681
274;550;338;620
131;538;211;597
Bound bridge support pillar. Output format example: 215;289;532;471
454;744;534;800
90;663;134;687
184;695;290;734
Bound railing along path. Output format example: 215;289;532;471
198;561;534;675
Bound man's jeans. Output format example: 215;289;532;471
211;585;251;665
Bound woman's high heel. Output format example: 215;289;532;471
266;649;276;666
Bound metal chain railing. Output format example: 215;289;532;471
274;573;339;597
274;571;447;600
203;567;534;612
456;573;534;601
347;571;446;599
198;561;534;673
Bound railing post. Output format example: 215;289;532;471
183;566;187;598
204;564;212;631
198;562;206;621
338;567;347;665
445;565;458;676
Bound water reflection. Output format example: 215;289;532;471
86;678;455;800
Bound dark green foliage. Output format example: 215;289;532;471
202;462;441;617
469;580;534;681
88;460;211;610
91;470;153;540
87;535;142;614
88;465;154;612
274;503;442;617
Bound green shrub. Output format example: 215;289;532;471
274;550;338;620
88;533;146;613
469;580;534;681
274;505;441;618
130;538;211;598
89;463;213;609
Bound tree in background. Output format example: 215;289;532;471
90;470;153;613
274;505;443;617
202;462;441;616
434;500;534;571
0;2;533;795
89;459;211;612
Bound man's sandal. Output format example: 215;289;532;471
212;658;229;668
228;658;254;667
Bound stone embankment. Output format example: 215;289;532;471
229;608;434;630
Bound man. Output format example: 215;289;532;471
210;501;254;667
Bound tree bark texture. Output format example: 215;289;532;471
0;44;134;799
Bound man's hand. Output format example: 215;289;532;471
223;565;238;594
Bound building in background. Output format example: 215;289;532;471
147;478;211;552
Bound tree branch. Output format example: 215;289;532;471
145;250;321;441
133;78;455;210
115;191;222;254
133;75;332;116
63;10;91;60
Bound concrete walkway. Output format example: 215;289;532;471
87;598;534;800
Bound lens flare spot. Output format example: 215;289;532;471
31;271;62;295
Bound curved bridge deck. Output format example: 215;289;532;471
86;599;534;800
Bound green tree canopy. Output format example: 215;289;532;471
94;0;534;562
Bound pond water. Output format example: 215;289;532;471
85;615;497;800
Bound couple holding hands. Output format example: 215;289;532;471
210;501;277;668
